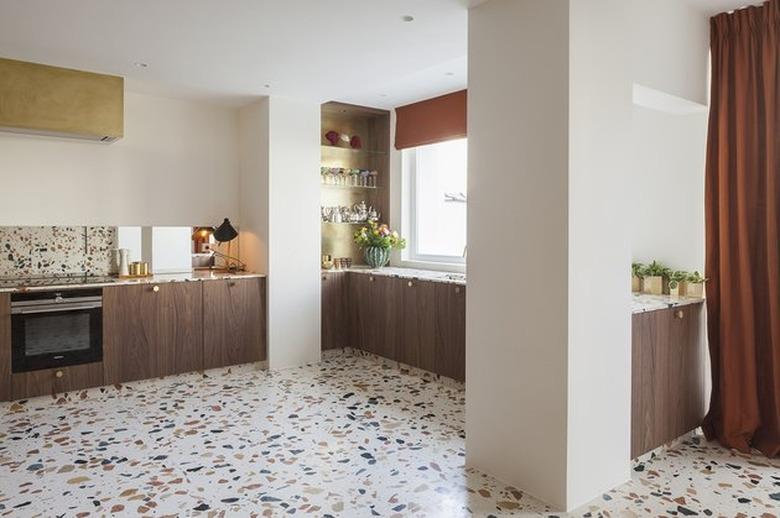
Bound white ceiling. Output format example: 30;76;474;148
0;0;468;109
685;0;764;15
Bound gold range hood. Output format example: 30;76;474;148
0;57;124;142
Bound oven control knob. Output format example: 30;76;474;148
152;285;160;293
55;294;64;303
55;370;63;378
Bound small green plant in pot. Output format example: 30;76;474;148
353;221;406;268
686;271;707;298
668;270;688;298
631;262;645;293
641;260;669;295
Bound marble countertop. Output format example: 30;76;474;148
323;266;466;285
632;293;704;314
0;271;266;293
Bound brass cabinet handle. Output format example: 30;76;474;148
408;281;414;287
455;286;461;294
152;285;160;293
369;276;375;282
229;281;237;287
322;276;327;281
55;370;63;378
675;309;684;319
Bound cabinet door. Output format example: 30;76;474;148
322;272;348;350
104;283;203;384
371;276;400;361
398;279;436;372
0;293;11;401
349;274;372;352
104;284;162;384
631;309;673;459
203;278;266;369
434;283;466;382
669;304;706;440
157;282;203;376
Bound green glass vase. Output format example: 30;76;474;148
364;246;390;268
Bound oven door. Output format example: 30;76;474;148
11;292;103;372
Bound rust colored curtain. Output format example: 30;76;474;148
703;0;780;456
394;90;466;150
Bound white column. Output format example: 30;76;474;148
466;0;632;510
238;96;321;370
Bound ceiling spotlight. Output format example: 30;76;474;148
379;94;388;97
445;72;455;76
401;15;414;22
134;62;148;69
264;83;271;88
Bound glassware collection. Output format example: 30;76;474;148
321;166;378;188
321;200;380;224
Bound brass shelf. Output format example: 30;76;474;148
321;144;387;156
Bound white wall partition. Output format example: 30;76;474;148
467;0;571;508
238;96;321;370
467;0;635;510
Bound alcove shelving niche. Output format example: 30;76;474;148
320;101;390;265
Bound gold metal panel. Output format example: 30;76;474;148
0;58;124;141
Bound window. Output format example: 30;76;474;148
403;138;467;264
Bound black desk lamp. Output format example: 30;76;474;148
212;218;245;271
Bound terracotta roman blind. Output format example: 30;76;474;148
394;90;467;150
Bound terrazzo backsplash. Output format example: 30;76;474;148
0;226;117;278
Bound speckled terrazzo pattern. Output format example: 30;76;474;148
0;356;777;517
0;226;117;277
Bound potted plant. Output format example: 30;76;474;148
686;271;707;298
668;270;688;298
641;260;669;295
631;262;645;293
353;221;406;268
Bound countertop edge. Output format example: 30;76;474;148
0;272;267;293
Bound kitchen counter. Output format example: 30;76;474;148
0;271;266;293
632;293;704;314
324;266;466;285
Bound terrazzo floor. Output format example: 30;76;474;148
0;354;778;517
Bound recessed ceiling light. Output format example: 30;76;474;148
264;84;271;88
379;94;388;97
445;72;455;76
134;62;148;69
401;15;414;22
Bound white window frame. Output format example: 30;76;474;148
401;143;467;269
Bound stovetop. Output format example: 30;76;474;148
0;275;117;290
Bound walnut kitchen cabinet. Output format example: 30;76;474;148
103;282;203;384
203;277;266;369
0;293;10;401
434;283;466;382
631;302;706;459
322;271;349;350
349;273;398;358
397;278;437;373
12;363;104;400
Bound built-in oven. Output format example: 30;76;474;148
11;288;103;372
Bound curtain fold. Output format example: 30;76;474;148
703;0;780;456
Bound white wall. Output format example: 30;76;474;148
0;91;239;226
630;106;707;272
631;0;709;105
238;100;270;275
567;0;632;508
239;96;321;370
467;0;570;508
468;0;634;510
